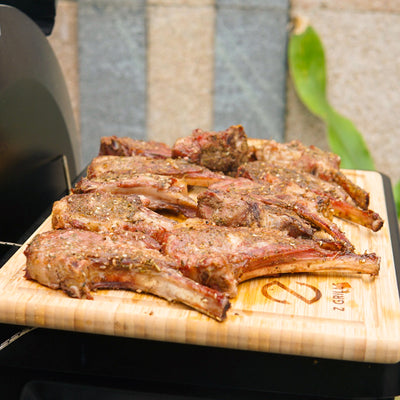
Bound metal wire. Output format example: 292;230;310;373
0;327;37;352
0;241;22;247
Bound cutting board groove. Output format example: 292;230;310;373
1;170;400;363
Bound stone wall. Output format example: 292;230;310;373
49;0;400;188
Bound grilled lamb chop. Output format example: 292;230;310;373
237;161;383;232
161;219;380;298
197;188;315;238
72;174;197;217
200;178;354;251
250;139;369;210
87;155;226;187
24;229;230;321
172;125;249;174
52;192;176;241
99;136;172;159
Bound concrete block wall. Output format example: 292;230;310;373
78;0;147;164
213;0;288;139
49;0;400;188
146;0;215;144
51;0;289;165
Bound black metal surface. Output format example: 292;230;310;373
0;327;398;400
0;1;55;35
0;4;80;260
0;156;69;263
0;4;80;176
382;174;400;289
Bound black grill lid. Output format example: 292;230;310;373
0;0;55;35
0;5;81;261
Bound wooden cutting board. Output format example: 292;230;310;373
1;170;399;363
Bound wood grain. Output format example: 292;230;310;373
1;170;399;363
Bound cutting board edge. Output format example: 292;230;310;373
0;290;400;364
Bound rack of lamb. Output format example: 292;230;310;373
24;125;382;321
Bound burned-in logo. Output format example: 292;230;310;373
332;282;352;311
262;280;322;305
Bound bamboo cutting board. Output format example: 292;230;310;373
0;170;399;364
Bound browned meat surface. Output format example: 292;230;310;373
52;192;176;241
99;136;172;159
251;139;340;171
201;178;354;251
172;125;249;173
24;229;230;321
238;161;383;232
23;132;383;322
160;219;380;298
197;187;315;238
87;155;226;187
72;174;197;218
252;139;369;209
238;161;350;200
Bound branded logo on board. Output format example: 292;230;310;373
261;280;322;305
332;282;352;312
261;280;352;310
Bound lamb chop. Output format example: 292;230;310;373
172;125;249;174
24;229;230;321
198;177;354;251
237;161;384;232
197;188;315;239
87;155;226;187
250;139;369;210
160;219;379;298
52;192;176;241
72;173;198;218
99;136;172;159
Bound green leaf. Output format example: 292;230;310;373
289;21;399;219
288;26;330;119
288;24;375;172
326;110;375;170
394;180;400;218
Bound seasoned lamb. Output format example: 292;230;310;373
237;161;383;232
23;130;384;322
24;229;231;321
199;177;354;251
250;139;369;209
99;136;172;159
72;173;197;217
172;125;249;174
52;192;176;240
197;187;315;238
87;155;226;187
160;219;380;298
